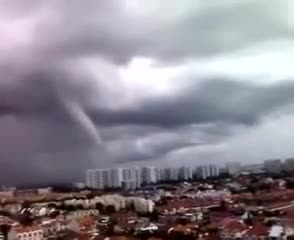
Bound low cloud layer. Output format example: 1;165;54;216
89;79;294;127
0;0;293;185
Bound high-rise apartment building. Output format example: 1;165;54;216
85;169;93;188
157;168;166;182
110;168;123;188
284;158;294;172
196;165;219;179
121;180;138;190
86;164;222;190
179;167;193;181
264;159;282;174
86;168;123;189
196;166;209;180
163;168;180;181
122;167;142;188
208;165;219;177
142;167;157;184
85;169;104;189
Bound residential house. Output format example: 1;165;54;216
219;218;248;239
9;225;44;240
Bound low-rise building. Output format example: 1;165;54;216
133;198;154;214
9;225;44;240
66;209;99;220
68;216;97;234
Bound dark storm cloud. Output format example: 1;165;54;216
99;125;162;142
4;73;294;132
0;106;16;116
0;114;102;185
1;0;291;64
0;64;103;185
109;122;240;165
0;0;293;184
90;79;294;127
105;128;211;164
40;0;293;64
1;64;294;184
139;1;293;62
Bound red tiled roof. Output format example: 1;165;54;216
220;218;247;234
156;197;220;212
170;224;199;233
246;222;268;237
14;225;42;234
286;208;294;219
210;211;234;220
75;216;96;232
198;233;219;240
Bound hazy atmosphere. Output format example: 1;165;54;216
0;0;293;185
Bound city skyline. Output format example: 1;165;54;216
0;0;293;185
85;165;221;190
84;158;294;190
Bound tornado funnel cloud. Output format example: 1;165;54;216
61;98;102;145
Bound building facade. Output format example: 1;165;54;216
264;159;282;174
179;167;193;181
142;167;157;184
196;165;219;179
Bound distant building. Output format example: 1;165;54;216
196;166;208;179
196;165;219;179
142;167;157;184
157;168;166;182
85;169;93;188
121;180;138;190
284;158;294;172
86;168;123;189
155;168;162;182
163;168;180;181
108;168;123;188
225;162;241;175
85;169;104;189
208;165;219;177
264;159;282;174
122;167;142;188
179;167;193;181
37;187;52;195
241;163;264;174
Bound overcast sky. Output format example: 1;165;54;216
0;0;293;185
